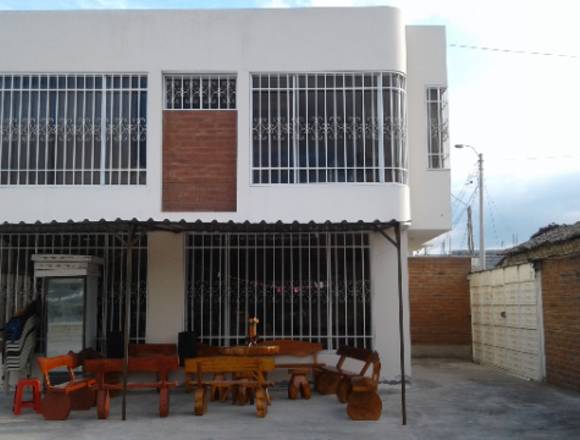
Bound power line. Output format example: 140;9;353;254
449;43;578;59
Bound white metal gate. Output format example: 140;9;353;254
470;263;545;381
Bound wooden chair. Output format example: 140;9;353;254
346;361;382;420
36;354;96;420
184;356;275;418
315;346;380;402
257;339;323;399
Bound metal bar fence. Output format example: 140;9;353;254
185;232;371;350
0;232;148;349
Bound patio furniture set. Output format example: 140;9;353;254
14;340;382;422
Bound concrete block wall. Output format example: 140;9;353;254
542;255;580;392
408;256;471;358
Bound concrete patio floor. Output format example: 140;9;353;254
1;358;579;440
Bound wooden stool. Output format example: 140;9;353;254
288;368;312;400
346;377;382;421
13;378;42;415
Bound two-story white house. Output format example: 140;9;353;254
0;6;450;383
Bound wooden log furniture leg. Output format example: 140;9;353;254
70;387;97;410
316;371;340;395
346;390;382;421
194;386;208;416
159;387;170;417
40;392;72;421
346;373;382;421
288;369;311;400
96;389;110;420
255;387;268;418
336;377;352;404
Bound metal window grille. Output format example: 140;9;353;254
0;74;147;185
251;72;407;184
426;86;449;169
164;74;236;110
185;232;371;350
0;232;148;348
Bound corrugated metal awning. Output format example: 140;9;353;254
0;218;400;234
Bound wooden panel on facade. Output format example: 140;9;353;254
162;111;237;212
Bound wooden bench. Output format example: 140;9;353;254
84;355;179;419
37;354;96;420
128;343;177;357
257;339;323;400
184;356;275;418
315;346;380;402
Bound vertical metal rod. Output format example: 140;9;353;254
394;224;407;426
122;225;134;421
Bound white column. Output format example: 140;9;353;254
146;231;185;343
370;228;411;382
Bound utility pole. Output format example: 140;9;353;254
478;153;485;270
467;206;474;256
455;144;485;270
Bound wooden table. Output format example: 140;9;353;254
84;355;179;419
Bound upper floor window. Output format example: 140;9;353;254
164;74;236;110
426;86;449;169
0;74;147;185
251;72;407;184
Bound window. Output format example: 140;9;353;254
426;86;449;169
0;74;147;185
164;74;236;110
185;232;372;350
251;72;407;184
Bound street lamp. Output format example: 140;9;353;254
455;144;485;270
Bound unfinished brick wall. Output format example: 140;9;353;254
542;255;580;392
162;111;237;212
409;257;472;349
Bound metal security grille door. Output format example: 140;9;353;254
0;74;147;185
0;233;148;346
185;232;371;349
251;72;407;184
470;264;545;381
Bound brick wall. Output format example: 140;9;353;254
409;257;472;348
542;255;580;392
162;111;237;212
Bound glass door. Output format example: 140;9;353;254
45;277;85;357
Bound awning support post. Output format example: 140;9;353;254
122;224;135;421
376;223;407;426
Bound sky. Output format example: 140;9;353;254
1;0;579;252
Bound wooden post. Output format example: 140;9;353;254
122;225;135;421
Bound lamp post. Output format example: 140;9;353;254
455;144;485;270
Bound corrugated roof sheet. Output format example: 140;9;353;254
0;218;401;234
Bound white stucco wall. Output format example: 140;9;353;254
0;7;416;225
146;231;185;343
406;26;452;247
370;228;411;381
